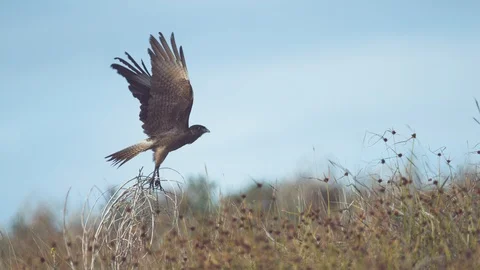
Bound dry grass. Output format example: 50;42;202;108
2;128;480;269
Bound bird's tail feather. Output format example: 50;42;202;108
105;140;153;168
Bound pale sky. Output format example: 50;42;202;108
1;0;480;226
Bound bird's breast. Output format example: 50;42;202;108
154;132;192;152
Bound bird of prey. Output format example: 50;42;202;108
105;32;210;190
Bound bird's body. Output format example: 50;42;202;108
105;32;209;189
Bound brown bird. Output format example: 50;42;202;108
105;32;210;190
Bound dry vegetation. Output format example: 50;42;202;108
2;127;480;270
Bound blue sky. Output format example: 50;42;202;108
1;0;479;226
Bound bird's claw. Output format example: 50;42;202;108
149;175;164;191
155;179;164;191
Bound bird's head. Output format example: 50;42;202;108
188;124;210;141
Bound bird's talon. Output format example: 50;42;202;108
149;178;155;190
156;180;164;191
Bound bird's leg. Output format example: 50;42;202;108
149;171;154;190
155;169;164;191
149;167;156;190
151;148;167;191
149;167;164;191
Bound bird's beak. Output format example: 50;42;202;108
206;128;210;133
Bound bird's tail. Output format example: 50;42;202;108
105;140;153;168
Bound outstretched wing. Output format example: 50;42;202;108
146;32;193;136
111;52;152;128
110;32;194;137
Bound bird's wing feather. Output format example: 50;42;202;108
110;32;194;137
110;52;151;124
145;32;193;136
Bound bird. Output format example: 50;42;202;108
105;32;210;190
